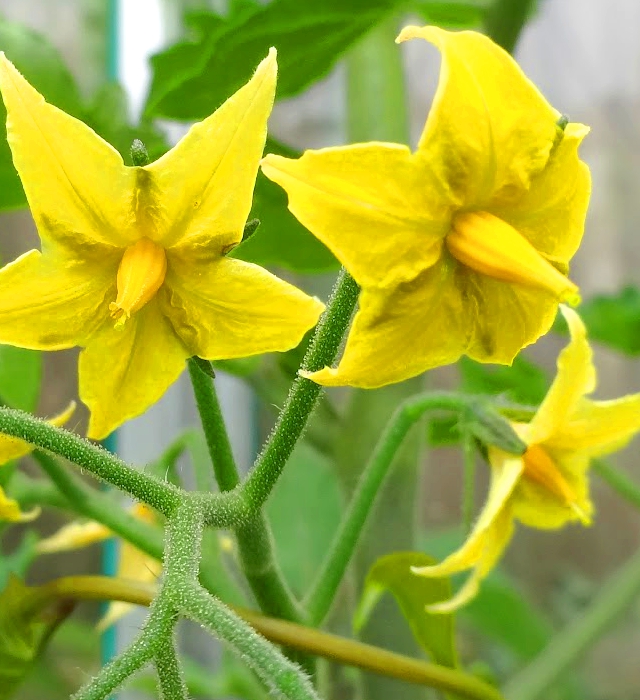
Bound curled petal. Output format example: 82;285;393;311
528;306;595;444
398;26;559;208
37;519;111;553
161;256;324;360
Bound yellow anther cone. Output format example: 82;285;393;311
446;211;580;304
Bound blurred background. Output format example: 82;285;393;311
2;1;640;699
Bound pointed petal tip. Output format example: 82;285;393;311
256;46;278;78
395;24;425;44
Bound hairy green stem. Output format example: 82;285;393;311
0;406;250;527
36;575;503;700
504;544;640;700
188;358;240;491
242;269;359;509
154;640;188;700
484;0;535;53
0;408;182;515
188;358;303;629
593;459;640;511
176;581;320;700
306;392;472;625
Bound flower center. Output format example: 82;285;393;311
522;444;590;524
446;211;580;304
109;237;167;328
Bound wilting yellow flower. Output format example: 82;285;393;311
38;503;160;628
414;307;640;612
0;402;75;522
0;50;324;439
262;27;590;388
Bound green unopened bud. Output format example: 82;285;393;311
242;218;260;242
465;401;526;455
130;139;150;166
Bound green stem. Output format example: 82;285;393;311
483;0;535;54
504;544;640;700
593;459;640;511
0;407;182;516
9;472;69;510
241;269;359;509
306;392;469;625
176;581;320;700
188;358;240;491
188;357;302;627
154;640;188;700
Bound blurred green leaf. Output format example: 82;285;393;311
0;575;45;700
0;345;41;412
459;354;548;405
411;0;489;27
145;0;406;120
0;532;38;590
354;551;457;668
555;287;640;355
232;140;338;272
267;441;341;595
0;16;84;210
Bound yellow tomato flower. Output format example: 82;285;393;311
37;503;160;629
0;401;75;522
262;27;590;388
414;307;640;613
0;50;324;439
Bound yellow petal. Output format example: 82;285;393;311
397;26;559;207
304;261;467;387
426;507;514;613
462;271;561;365
549;394;640;457
80;300;188;439
0;250;117;350
0;54;137;253
160;255;324;360
261;143;448;288
528;306;595;444
0;401;75;465
0;486;39;522
492;122;591;264
146;49;277;251
37;519;111;553
512;450;593;530
414;455;522;578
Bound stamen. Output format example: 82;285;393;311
109;237;167;327
446;211;580;304
523;444;590;523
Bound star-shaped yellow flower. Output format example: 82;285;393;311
0;402;75;522
262;27;590;387
0;50;324;438
414;307;640;613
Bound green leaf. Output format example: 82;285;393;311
267;442;342;596
145;0;405;121
411;0;489;28
0;346;41;412
354;551;457;668
232;142;338;271
0;532;38;590
0;575;45;699
555;287;640;355
459;354;548;405
0;17;84;210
